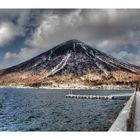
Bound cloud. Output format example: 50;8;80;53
26;9;91;49
118;51;140;65
26;10;140;49
0;22;19;46
0;10;31;47
1;9;140;68
3;47;43;67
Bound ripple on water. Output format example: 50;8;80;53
0;88;132;131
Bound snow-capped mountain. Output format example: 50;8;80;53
0;39;140;88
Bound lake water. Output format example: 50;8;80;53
0;88;132;131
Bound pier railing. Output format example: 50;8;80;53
126;92;136;131
108;92;136;131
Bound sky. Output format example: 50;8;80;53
0;9;140;69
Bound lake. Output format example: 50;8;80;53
0;88;133;131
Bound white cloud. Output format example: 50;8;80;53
26;13;60;48
0;22;19;46
0;10;31;47
2;47;45;68
4;52;17;59
4;47;42;62
118;51;140;65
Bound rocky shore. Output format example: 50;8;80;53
0;84;134;90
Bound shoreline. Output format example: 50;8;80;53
0;85;134;90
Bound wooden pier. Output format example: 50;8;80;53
66;94;132;100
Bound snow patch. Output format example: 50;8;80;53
48;50;53;60
48;52;71;76
95;62;109;76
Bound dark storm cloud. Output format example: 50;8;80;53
26;9;140;47
0;9;43;47
0;9;140;69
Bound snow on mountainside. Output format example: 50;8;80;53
1;39;140;75
0;39;140;88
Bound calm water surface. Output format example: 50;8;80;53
0;88;133;131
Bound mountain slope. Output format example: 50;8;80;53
0;39;140;88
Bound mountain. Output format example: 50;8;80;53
0;39;140;88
